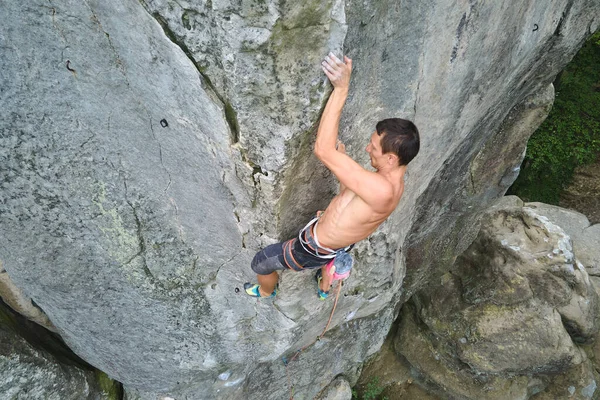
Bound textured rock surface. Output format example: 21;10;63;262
531;360;599;400
0;261;56;332
526;202;600;278
356;329;413;390
315;376;353;400
0;300;117;400
396;200;599;399
1;0;600;399
355;329;441;400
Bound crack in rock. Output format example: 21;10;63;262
126;199;155;281
138;2;240;144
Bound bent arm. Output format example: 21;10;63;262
314;88;348;156
315;54;392;209
314;53;352;156
317;150;393;210
336;141;347;193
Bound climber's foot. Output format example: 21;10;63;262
244;282;277;298
315;270;330;300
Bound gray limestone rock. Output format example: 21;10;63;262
124;306;393;400
526;202;591;237
1;0;249;393
396;202;599;399
355;328;412;391
577;224;600;277
315;376;353;400
0;261;56;332
397;303;532;400
1;0;600;399
526;202;600;278
355;328;443;399
0;302;116;400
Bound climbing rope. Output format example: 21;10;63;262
283;281;343;400
320;280;343;338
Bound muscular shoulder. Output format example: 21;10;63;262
363;175;396;212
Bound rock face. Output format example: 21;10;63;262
396;197;600;399
526;202;600;279
1;1;599;399
0;300;117;400
314;376;353;400
0;261;56;332
355;331;441;400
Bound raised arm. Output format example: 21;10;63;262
335;140;347;193
314;53;352;156
314;54;393;210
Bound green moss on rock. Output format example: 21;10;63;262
95;370;123;400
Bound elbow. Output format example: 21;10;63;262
314;143;324;159
314;138;332;159
314;145;331;162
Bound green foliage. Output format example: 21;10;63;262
352;377;388;400
508;31;600;203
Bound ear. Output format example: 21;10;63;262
387;154;398;165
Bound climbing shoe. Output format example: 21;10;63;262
244;283;277;298
315;269;330;300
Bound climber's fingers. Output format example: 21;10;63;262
324;53;345;71
329;53;343;65
322;52;351;89
322;64;336;81
322;59;336;74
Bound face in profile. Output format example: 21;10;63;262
366;131;384;169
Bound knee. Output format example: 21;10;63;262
251;248;283;275
250;251;264;274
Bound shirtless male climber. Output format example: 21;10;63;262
244;53;420;299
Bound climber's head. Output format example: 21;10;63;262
373;118;420;167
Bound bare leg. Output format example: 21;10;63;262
257;272;278;297
319;265;334;292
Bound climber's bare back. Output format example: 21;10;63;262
315;171;405;249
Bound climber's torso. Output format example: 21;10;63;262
315;174;405;249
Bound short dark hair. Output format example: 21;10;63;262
375;118;420;166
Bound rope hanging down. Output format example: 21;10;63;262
283;281;343;400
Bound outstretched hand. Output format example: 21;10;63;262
321;53;352;91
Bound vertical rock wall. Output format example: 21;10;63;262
1;0;599;399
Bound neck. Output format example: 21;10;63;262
377;164;407;179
